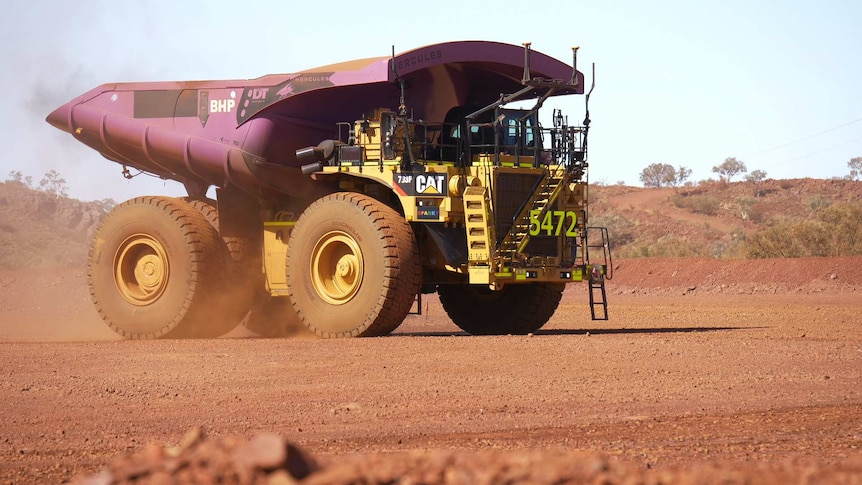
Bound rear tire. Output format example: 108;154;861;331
185;197;263;334
438;283;565;335
286;193;420;338
88;196;233;338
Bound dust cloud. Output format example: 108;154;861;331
0;1;190;203
0;267;116;342
0;266;311;342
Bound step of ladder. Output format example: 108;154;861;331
588;271;608;321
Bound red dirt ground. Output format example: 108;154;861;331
1;257;861;483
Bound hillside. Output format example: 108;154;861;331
1;177;861;270
0;182;110;269
591;178;862;259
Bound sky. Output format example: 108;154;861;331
1;0;860;201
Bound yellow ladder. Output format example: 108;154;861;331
463;186;495;283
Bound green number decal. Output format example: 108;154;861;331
529;210;541;236
541;211;554;235
527;210;579;236
553;210;566;236
565;211;578;236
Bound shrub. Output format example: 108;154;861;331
820;203;862;255
618;236;705;258
806;195;830;212
588;212;636;248
745;202;862;257
671;194;720;216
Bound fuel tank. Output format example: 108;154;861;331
47;41;583;201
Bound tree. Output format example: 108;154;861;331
39;170;69;198
91;198;117;213
712;157;747;182
639;163;677;188
745;169;767;184
849;157;862;181
745;169;768;197
6;170;33;188
675;165;692;187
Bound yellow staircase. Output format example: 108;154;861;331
463;186;495;283
498;165;569;262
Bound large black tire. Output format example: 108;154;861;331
184;197;268;334
184;197;255;269
437;283;565;335
286;193;421;338
185;197;307;338
88;196;233;339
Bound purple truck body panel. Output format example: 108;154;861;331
47;41;582;200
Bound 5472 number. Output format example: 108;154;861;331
528;210;578;237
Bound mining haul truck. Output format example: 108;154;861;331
46;41;612;339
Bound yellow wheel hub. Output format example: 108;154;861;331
311;231;363;305
114;234;169;305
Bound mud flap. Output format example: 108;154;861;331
425;224;468;266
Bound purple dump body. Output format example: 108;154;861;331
46;41;583;200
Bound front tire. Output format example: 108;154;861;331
286;193;420;338
438;283;565;335
88;196;232;338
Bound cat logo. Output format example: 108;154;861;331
415;174;447;195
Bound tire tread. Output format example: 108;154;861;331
288;193;420;338
88;196;231;338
